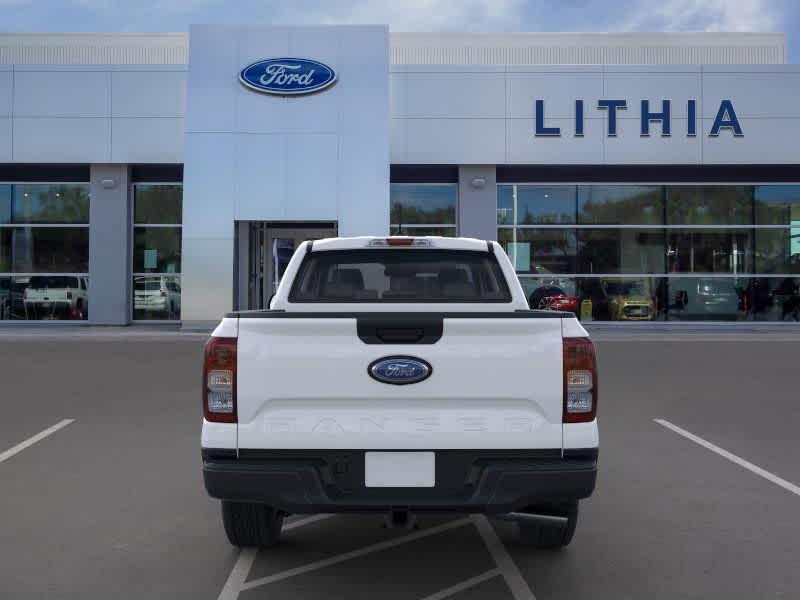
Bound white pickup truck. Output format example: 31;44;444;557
202;236;598;549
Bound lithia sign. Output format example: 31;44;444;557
535;99;743;138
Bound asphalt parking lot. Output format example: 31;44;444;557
1;329;799;600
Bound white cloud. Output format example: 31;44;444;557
283;0;524;31
622;0;780;32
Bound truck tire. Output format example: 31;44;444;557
221;501;285;548
517;501;578;549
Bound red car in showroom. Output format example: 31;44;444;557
528;285;579;313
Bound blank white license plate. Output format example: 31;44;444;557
364;452;435;487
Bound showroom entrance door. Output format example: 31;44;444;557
242;222;337;310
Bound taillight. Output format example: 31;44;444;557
203;337;237;423
563;337;597;423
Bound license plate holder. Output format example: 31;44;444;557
364;452;435;488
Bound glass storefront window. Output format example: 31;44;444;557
498;185;575;225
518;277;578;311
0;183;89;321
0;186;10;223
515;275;800;322
577;277;666;321
1;228;90;273
747;277;800;321
498;228;577;274
666;277;747;321
755;185;800;225
0;275;90;321
2;184;90;225
390;184;457;232
133;228;181;273
755;228;800;274
132;184;182;320
578;229;665;274
496;183;800;322
390;226;457;237
666;229;753;274
133;275;181;320
578;185;663;225
133;185;182;225
666;186;752;225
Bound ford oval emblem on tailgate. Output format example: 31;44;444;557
368;356;432;385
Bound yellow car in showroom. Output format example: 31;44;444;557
600;279;655;321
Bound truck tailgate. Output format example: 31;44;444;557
236;315;564;450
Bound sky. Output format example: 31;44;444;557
0;0;797;62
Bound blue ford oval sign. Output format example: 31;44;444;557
239;58;337;96
368;356;432;386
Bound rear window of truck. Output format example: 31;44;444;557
289;249;512;303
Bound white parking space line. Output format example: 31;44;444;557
241;518;473;591
655;418;800;497
216;514;334;600
472;516;535;600
417;569;501;600
217;548;257;600
0;419;75;464
284;513;334;531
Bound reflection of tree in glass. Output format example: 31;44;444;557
390;202;454;225
390;185;456;226
134;186;183;224
666;186;752;225
134;228;181;273
14;185;90;224
579;186;662;225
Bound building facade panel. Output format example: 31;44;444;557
402;71;506;118
337;132;390;237
88;164;129;324
0;68;11;117
506;70;604;119
182;132;235;238
701;118;800;164
0;118;10;161
605;118;701;164
507;117;605;164
701;70;800;118
111;117;184;163
183;27;238;134
603;69;701;119
403;117;505;164
285;134;339;221
13;117;111;162
180;24;389;323
233;134;286;221
111;70;186;117
13;70;110;117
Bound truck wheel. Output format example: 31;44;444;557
221;501;285;548
517;501;578;549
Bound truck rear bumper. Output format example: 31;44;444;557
202;448;597;514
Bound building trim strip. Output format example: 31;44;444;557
496;165;800;183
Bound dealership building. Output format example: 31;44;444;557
0;27;799;325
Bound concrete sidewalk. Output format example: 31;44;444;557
583;321;800;341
